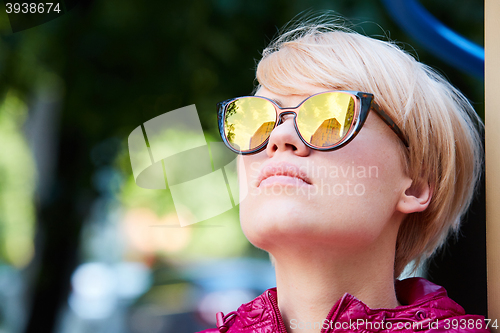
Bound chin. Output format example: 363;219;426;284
242;209;385;254
240;206;327;252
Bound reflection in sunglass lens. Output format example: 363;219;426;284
297;92;355;147
224;97;276;152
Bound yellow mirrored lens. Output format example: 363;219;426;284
297;92;355;147
224;97;276;151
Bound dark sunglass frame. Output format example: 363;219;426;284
217;90;409;155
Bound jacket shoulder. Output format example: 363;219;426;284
396;278;490;333
195;288;277;333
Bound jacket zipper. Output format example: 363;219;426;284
267;291;288;333
268;291;345;333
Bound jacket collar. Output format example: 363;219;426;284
216;278;467;333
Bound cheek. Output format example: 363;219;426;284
237;156;269;241
237;155;261;198
306;147;406;243
345;146;405;204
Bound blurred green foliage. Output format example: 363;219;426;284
0;91;35;267
0;0;484;137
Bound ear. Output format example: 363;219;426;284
396;179;433;214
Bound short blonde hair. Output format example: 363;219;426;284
255;21;483;277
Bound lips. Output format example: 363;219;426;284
256;162;312;187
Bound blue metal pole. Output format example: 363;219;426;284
381;0;484;78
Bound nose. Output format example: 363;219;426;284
265;112;311;157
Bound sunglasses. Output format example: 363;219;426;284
217;90;409;154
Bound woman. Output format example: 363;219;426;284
199;20;488;333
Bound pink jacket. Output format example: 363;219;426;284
197;278;490;332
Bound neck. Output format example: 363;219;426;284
271;236;399;333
